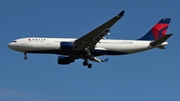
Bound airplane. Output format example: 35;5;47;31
8;10;173;69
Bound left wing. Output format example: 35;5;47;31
92;57;109;63
73;10;125;50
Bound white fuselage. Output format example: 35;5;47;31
8;37;168;56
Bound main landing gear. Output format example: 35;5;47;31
24;52;27;60
83;60;92;69
83;47;94;69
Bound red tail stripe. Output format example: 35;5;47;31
152;24;169;40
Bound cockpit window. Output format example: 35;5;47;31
12;40;17;42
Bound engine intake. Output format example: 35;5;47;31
57;56;75;64
60;42;73;50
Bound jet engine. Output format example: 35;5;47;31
60;42;73;50
57;56;75;64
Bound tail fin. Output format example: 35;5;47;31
139;18;171;40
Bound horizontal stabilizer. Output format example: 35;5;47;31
150;34;173;46
92;57;109;63
102;58;109;62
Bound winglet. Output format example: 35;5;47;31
150;34;173;46
117;10;125;17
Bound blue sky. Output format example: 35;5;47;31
1;0;180;101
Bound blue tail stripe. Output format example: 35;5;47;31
158;18;171;24
139;31;155;40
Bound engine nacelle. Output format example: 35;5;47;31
60;42;73;50
57;56;75;65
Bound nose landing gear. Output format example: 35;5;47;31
24;52;27;60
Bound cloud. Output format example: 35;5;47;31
0;88;42;101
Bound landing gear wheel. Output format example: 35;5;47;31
87;64;92;69
83;61;88;66
24;56;27;60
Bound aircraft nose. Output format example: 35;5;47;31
8;41;24;52
8;42;13;49
8;42;18;51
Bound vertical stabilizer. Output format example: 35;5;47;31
139;18;171;40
